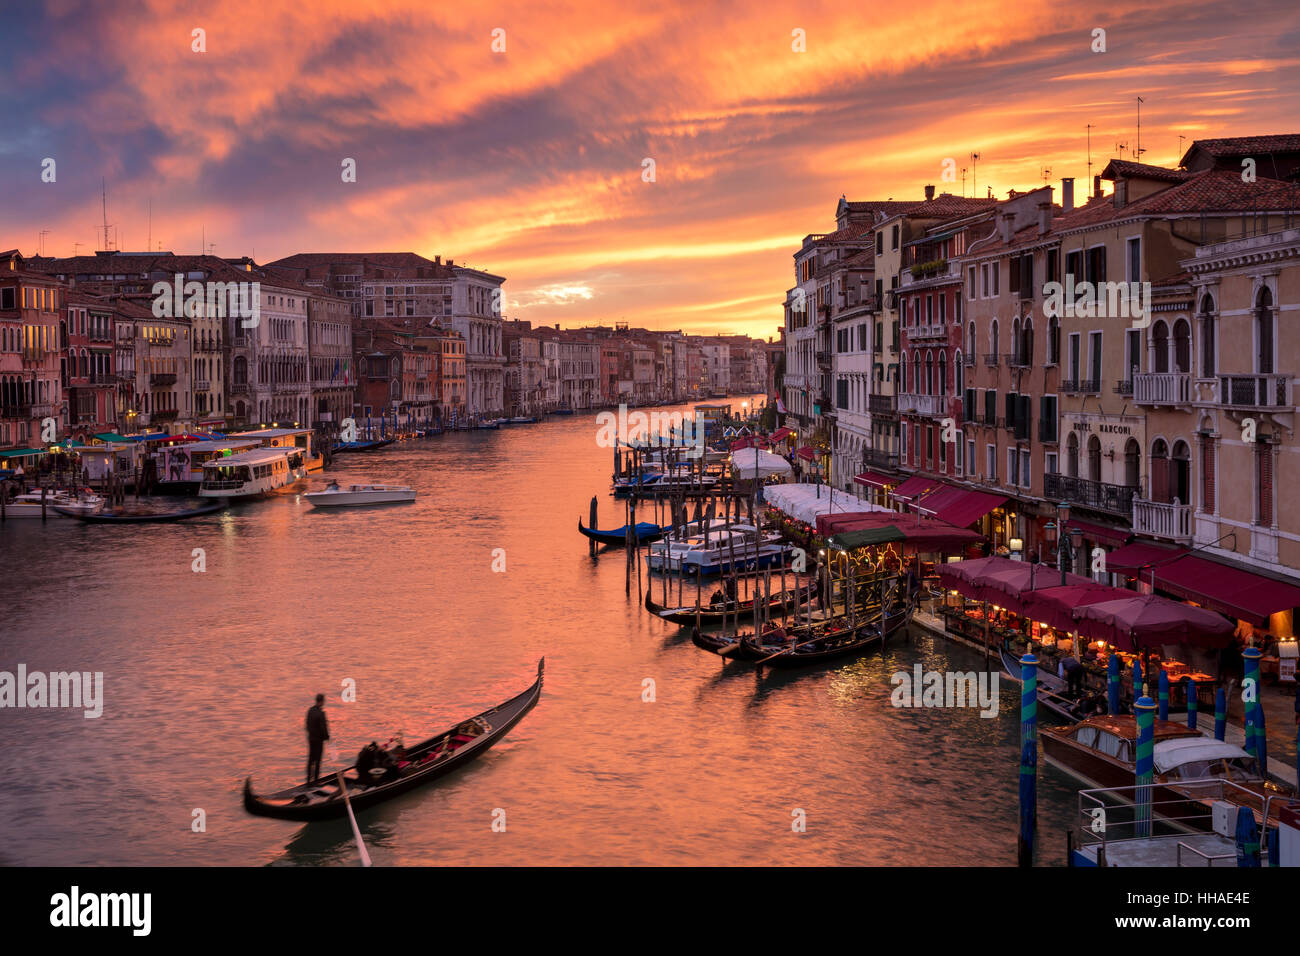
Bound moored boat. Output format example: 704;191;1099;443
577;518;666;546
199;447;307;499
740;592;912;667
331;439;395;454
305;481;416;507
244;659;544;822
998;645;1100;723
644;583;811;626
2;490;105;518
54;501;225;523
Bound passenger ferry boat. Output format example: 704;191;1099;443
647;522;791;575
154;439;261;494
613;463;721;497
228;427;325;473
199;447;308;499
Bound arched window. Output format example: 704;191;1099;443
938;352;948;395
1087;435;1102;483
990;319;1000;359
1199;293;1216;377
1171;439;1191;504
1173;319;1191;373
954;350;964;395
1152;321;1170;373
913;353;921;394
1011;318;1021;364
924;352;934;394
1124;437;1140;489
1048;315;1060;364
1256;287;1274;373
900;351;908;391
1066;432;1079;477
967;320;976;359
1150;438;1170;502
1021;318;1034;367
233;356;248;385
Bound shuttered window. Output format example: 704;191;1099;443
1200;437;1215;514
1257;441;1273;527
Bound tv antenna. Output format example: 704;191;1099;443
1086;123;1095;189
1134;96;1146;160
971;152;981;198
38;230;50;256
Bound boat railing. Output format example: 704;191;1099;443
1074;779;1277;865
1175;841;1235;867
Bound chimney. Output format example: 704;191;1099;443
447;258;454;267
999;212;1013;244
1093;174;1102;199
434;255;441;264
1061;177;1075;213
1037;202;1051;236
924;184;935;200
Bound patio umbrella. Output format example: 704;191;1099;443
1015;583;1125;632
729;447;792;480
973;562;1096;610
1071;594;1233;651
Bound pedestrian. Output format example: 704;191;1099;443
305;693;330;785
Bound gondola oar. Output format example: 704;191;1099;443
331;758;372;867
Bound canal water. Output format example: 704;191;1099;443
0;399;1081;866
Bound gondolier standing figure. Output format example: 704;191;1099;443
305;693;330;784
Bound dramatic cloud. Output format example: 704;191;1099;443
3;0;1297;337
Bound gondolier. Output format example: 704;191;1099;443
306;694;330;784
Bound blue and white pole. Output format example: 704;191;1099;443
1018;653;1038;868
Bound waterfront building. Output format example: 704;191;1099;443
0;251;65;452
502;320;546;416
64;292;118;440
303;286;354;430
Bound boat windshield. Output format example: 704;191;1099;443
1173;757;1260;781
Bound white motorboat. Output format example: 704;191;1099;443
3;490;106;518
304;481;416;507
647;522;791;575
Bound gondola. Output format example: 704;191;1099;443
747;597;912;668
54;502;226;523
997;645;1098;722
577;518;666;546
243;659;544;822
645;584;810;626
331;439;395;454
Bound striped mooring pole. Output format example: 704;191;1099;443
1018;653;1038;868
1185;678;1197;731
1107;653;1120;716
1242;647;1261;763
1134;695;1156;839
1158;668;1170;722
1133;656;1143;704
1214;687;1227;741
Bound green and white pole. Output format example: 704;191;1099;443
1134;695;1156;839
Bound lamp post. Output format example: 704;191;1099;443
1047;502;1084;586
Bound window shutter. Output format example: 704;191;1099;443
1201;437;1215;514
1258;442;1273;526
1004;392;1016;427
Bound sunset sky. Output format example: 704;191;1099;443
3;0;1299;339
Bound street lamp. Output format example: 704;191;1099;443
1053;500;1084;585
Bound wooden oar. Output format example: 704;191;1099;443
333;761;372;867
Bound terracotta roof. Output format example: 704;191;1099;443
1054;170;1300;231
268;252;457;281
1101;159;1194;184
1181;134;1300;161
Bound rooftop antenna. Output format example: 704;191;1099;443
1116;141;1128;160
147;197;151;253
73;242;82;257
1134;96;1145;160
1177;134;1186;167
961;167;967;196
971;152;981;198
1086;123;1095;190
38;229;50;256
1041;167;1052;185
100;178;112;251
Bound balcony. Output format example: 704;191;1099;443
1003;353;1028;368
1133;371;1191;406
1044;473;1137;517
1218;374;1290;410
151;408;179;423
868;394;897;417
963;354;975;367
194;380;211;392
32;403;54;418
1114;380;1133;396
907;323;947;341
150;372;177;387
983;355;1000;368
816;349;832;367
230;382;250;394
863;448;900;470
1132;497;1192;542
898;392;947;418
1079;379;1101;394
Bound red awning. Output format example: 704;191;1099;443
908;483;967;515
854;470;897;489
769;427;793;442
1104;541;1300;626
932;489;1007;528
822;511;983;552
795;445;818;462
1068;518;1132;549
891;474;942;502
730;437;767;451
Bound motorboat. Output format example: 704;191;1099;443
304;481;416;507
647;522;791;575
199;447;308;499
3;489;106;518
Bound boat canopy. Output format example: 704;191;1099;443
201;447;295;468
730;448;791;479
1153;738;1252;775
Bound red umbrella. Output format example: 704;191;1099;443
973;562;1097;609
1071;594;1233;651
1016;583;1126;632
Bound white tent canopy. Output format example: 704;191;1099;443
763;482;892;525
730;448;792;480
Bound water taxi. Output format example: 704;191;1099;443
2;490;106;518
304;481;416;507
199;447;308;499
228;427;325;472
647;522;791;575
